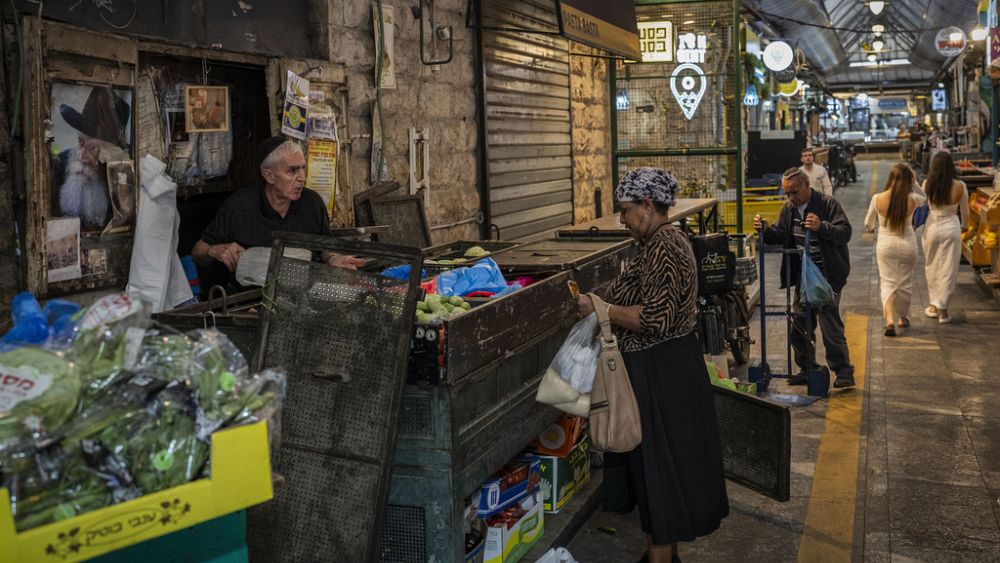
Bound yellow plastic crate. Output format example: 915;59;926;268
722;195;786;234
0;421;273;563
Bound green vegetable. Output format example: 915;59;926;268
0;347;80;442
464;246;488;258
448;296;465;307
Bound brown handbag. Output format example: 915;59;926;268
587;293;642;453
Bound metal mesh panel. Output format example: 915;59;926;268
713;387;790;501
618;154;738;220
399;391;434;437
617;1;737;151
370;198;430;248
249;237;421;562
379;506;428;562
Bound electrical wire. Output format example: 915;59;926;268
374;0;387;182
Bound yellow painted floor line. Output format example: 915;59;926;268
796;312;869;563
867;162;881;198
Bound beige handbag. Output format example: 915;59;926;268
587;293;642;453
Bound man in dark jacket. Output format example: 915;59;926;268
754;167;855;389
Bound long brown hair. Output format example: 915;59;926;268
925;151;956;206
883;163;915;234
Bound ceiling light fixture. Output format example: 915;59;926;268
683;20;695;25
972;26;988;41
938;82;945;88
867;53;878;62
872;38;885;51
868;1;886;15
872;24;886;35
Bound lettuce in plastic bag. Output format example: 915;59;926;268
0;347;80;446
69;294;150;401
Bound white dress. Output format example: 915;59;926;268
865;190;926;322
922;180;969;310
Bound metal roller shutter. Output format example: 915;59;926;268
481;0;573;240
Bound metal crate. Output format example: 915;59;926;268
247;232;423;562
712;386;791;501
735;256;758;286
153;288;261;360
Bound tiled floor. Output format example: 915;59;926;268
567;160;1000;562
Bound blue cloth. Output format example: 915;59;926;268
436;258;511;297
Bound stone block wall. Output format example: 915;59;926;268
325;0;480;242
570;46;613;224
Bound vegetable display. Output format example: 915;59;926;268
0;294;286;532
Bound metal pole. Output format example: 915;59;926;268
993;81;999;167
733;0;744;235
473;0;492;239
610;61;620;189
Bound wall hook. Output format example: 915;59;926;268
419;0;453;66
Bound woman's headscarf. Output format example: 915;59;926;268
614;167;678;207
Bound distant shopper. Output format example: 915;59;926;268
754;168;855;388
577;168;728;563
922;152;969;324
800;148;834;197
864;163;926;335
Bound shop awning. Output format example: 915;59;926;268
558;0;641;60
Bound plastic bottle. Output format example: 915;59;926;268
2;292;49;345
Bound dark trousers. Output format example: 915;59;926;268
791;291;854;378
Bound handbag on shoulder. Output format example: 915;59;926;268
587;293;642;453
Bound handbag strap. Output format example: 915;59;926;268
588;293;617;347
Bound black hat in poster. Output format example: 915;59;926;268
59;87;131;147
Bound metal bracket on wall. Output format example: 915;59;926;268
418;0;453;66
409;127;430;207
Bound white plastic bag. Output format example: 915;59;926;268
535;314;599;416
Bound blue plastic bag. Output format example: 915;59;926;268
436;258;511;297
800;250;834;307
380;264;426;281
912;202;929;229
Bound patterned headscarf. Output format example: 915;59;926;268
614;167;678;207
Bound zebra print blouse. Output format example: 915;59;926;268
604;224;699;353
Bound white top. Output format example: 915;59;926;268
920;179;969;229
800;163;833;197
865;182;927;234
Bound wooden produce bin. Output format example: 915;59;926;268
384;238;635;563
964;188;998;269
0;422;273;563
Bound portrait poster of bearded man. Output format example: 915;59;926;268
50;84;133;232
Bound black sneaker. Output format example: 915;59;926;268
833;374;856;388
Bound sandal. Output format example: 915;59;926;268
924;306;938;318
898;317;910;328
884;325;896;336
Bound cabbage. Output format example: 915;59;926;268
0;347;80;444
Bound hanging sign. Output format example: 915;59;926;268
777;79;800;97
743;85;760;106
762;41;794;71
935;27;967;56
931;89;947;111
671;64;707;120
637;21;673;62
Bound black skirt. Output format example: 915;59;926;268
607;331;730;545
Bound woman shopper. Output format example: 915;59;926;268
922;152;968;324
576;168;729;563
864;163;926;335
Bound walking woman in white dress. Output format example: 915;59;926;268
865;163;926;336
921;152;968;324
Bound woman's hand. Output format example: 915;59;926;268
576;294;595;317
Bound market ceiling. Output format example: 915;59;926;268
745;0;981;91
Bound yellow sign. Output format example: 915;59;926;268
638;21;673;62
0;422;273;563
777;79;800;97
306;139;339;215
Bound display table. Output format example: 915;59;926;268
556;198;719;238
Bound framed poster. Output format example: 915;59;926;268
184;85;230;133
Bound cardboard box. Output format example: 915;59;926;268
538;437;591;513
529;415;585;457
477;454;541;517
484;490;544;563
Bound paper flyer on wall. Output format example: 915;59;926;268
47;217;82;283
282;70;310;140
373;3;396;90
306;139;339;215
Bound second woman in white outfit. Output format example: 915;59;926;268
865;163;926;336
921;152;968;324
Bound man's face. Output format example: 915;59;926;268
801;151;814;166
77;134;114;170
264;152;307;201
782;177;811;207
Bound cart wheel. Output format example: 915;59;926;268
724;290;752;365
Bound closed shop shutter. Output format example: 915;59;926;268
481;0;573;240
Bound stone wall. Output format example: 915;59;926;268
325;0;480;242
570;46;613;224
0;22;19;330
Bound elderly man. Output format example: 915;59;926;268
754;167;855;389
52;87;132;230
193;137;363;271
799;148;833;197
